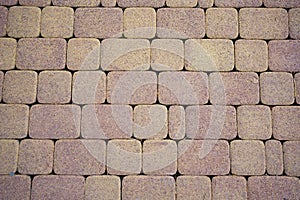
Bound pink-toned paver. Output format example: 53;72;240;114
52;0;100;6
266;140;283;175
198;0;213;7
0;175;31;200
264;0;300;8
169;106;185;140
215;0;262;7
177;176;211;200
0;6;7;36
0;140;18;174
283;141;300;176
289;8;300;39
19;0;50;6
295;73;300;104
0;38;16;70
166;0;197;7
101;0;116;6
117;0;165;7
0;0;17;6
0;71;3;101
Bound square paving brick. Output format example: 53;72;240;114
295;73;300;104
158;72;208;105
122;176;175;200
54;140;106;175
215;0;262;7
166;0;197;7
16;38;66;70
198;0;213;7
185;39;234;71
3;70;37;104
38;71;72;104
143;140;177;175
157;8;205;39
0;38;16;70
177;176;211;200
230;140;265;175
235;39;268;72
29;105;81;139
264;0;300;8
0;104;29;138
289;8;300;39
260;72;294;105
107;139;142;175
41;6;74;38
18;139;53;175
283;141;300;176
75;8;122;38
101;0;116;6
19;0;51;6
124;8;156;38
0;175;31;200
239;8;288;39
7;6;41;38
0;140;18;174
85;176;121;200
169;106;185;140
266;140;283;175
0;6;7;36
0;0;17;5
52;0;100;6
72;71;106;104
31;175;85;200
0;71;3;101
117;0;165;7
82;105;133;139
178;140;230;175
134;105;168;139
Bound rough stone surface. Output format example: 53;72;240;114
101;0;116;6
0;71;3;101
283;141;300;176
19;0;51;6
0;6;7;36
0;140;18;174
265;140;283;175
0;0;17;6
198;0;213;7
289;8;300;39
52;0;100;6
264;0;300;8
117;0;165;7
215;0;262;7
166;0;197;7
0;38;17;70
0;175;31;200
169;106;185;140
177;176;211;200
295;73;300;104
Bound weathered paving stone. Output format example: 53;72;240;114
177;176;211;200
117;0;165;7
283;141;300;176
3;70;37;104
264;0;300;8
239;8;288;39
0;72;3;101
178;140;230;175
16;38;66;70
82;105;133;139
198;0;213;7
122;176;175;200
266;140;283;175
7;6;41;38
19;0;51;6
29;105;81;139
74;8;123;38
231;140;265;175
0;6;7;36
0;175;31;200
52;0;100;6
295;73;300;104
107;139;142;175
260;72;294;105
0;140;18;174
101;0;116;6
0;0;17;5
0;38;16;70
85;176;121;200
31;175;85;200
215;0;262;7
54;140;106;175
169;106;185;140
157;8;205;39
166;0;197;7
289;8;300;39
18;139;54;175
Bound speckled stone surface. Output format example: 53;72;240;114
0;38;16;70
295;73;300;104
166;0;197;7
101;0;116;6
169;106;185;140
266;140;283;175
0;175;31;200
264;0;300;8
0;6;7;36
283;141;300;176
117;0;165;7
289;8;300;39
0;71;3;101
0;0;17;6
215;0;262;7
177;176;211;200
52;0;100;7
19;0;51;6
198;0;213;7
0;140;18;174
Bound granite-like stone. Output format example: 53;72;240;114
52;0;100;6
198;0;213;7
0;6;7;36
0;175;31;200
215;0;262;7
19;0;51;6
295;73;300;104
177;176;211;200
283;141;300;176
289;8;300;39
264;0;300;8
101;0;116;6
266;140;283;175
169;106;185;140
0;71;3;101
117;0;165;7
0;0;17;5
0;140;18;174
0;38;16;70
166;0;197;7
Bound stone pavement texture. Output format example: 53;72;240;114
0;0;299;199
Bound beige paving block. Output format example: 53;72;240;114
18;139;54;175
295;73;300;104
157;8;205;39
85;176;121;200
54;140;106;175
134;105;168;139
0;104;29;138
239;8;288;39
117;0;165;7
185;39;234;71
124;8;156;38
0;175;31;200
260;72;294;105
19;0;50;6
177;176;211;200
166;0;197;7
3;71;37;104
7;6;41;38
0;72;3;101
215;0;262;7
289;8;300;39
52;0;100;6
266;140;283;175
107;139;142;175
101;0;116;6
169;106;185;140
264;0;300;8
0;6;7;36
237;105;271;140
0;38;16;70
283;141;300;176
231;140;265;175
0;0;17;5
178;140;230;175
0;140;18;174
198;0;213;8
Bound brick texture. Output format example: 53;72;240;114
0;175;31;200
264;0;300;8
117;0;165;7
0;6;7;36
177;176;211;200
283;141;300;176
19;0;50;6
289;8;300;39
169;106;185;140
266;140;283;175
0;140;18;174
52;0;100;7
0;71;3;101
295;73;300;104
215;0;262;7
0;38;16;70
0;0;17;6
198;0;213;7
166;0;197;7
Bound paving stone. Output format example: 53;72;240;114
31;175;85;200
0;140;18;174
231;140;265;175
82;105;133;139
215;0;262;7
0;175;31;200
248;176;300;200
0;0;17;5
158;72;208;105
157;8;205;39
107;71;156;104
0;38;16;70
237;105;272;140
18;139;54;175
169;106;185;140
177;176;211;200
101;0;116;6
143;140;177;175
38;71;72;104
75;8;123;38
52;0;100;6
185;39;234;71
85;176;121;200
0;6;7;36
198;0;213;7
283;141;300;176
16;38;66;70
212;176;247;200
7;6;41;38
0;71;3;101
72;71;106;104
54;140;106;175
101;39;150;71
107;139;142;175
166;0;197;7
117;0;165;7
260;72;294;105
122;176;175;200
239;8;288;39
289;8;300;39
19;0;50;6
186;106;237;140
295;73;300;104
235;39;268;72
178;140;230;175
29;105;81;139
41;6;74;38
0;104;29;138
264;0;300;8
266;140;283;175
124;8;156;38
3;70;37;104
134;105;168;139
